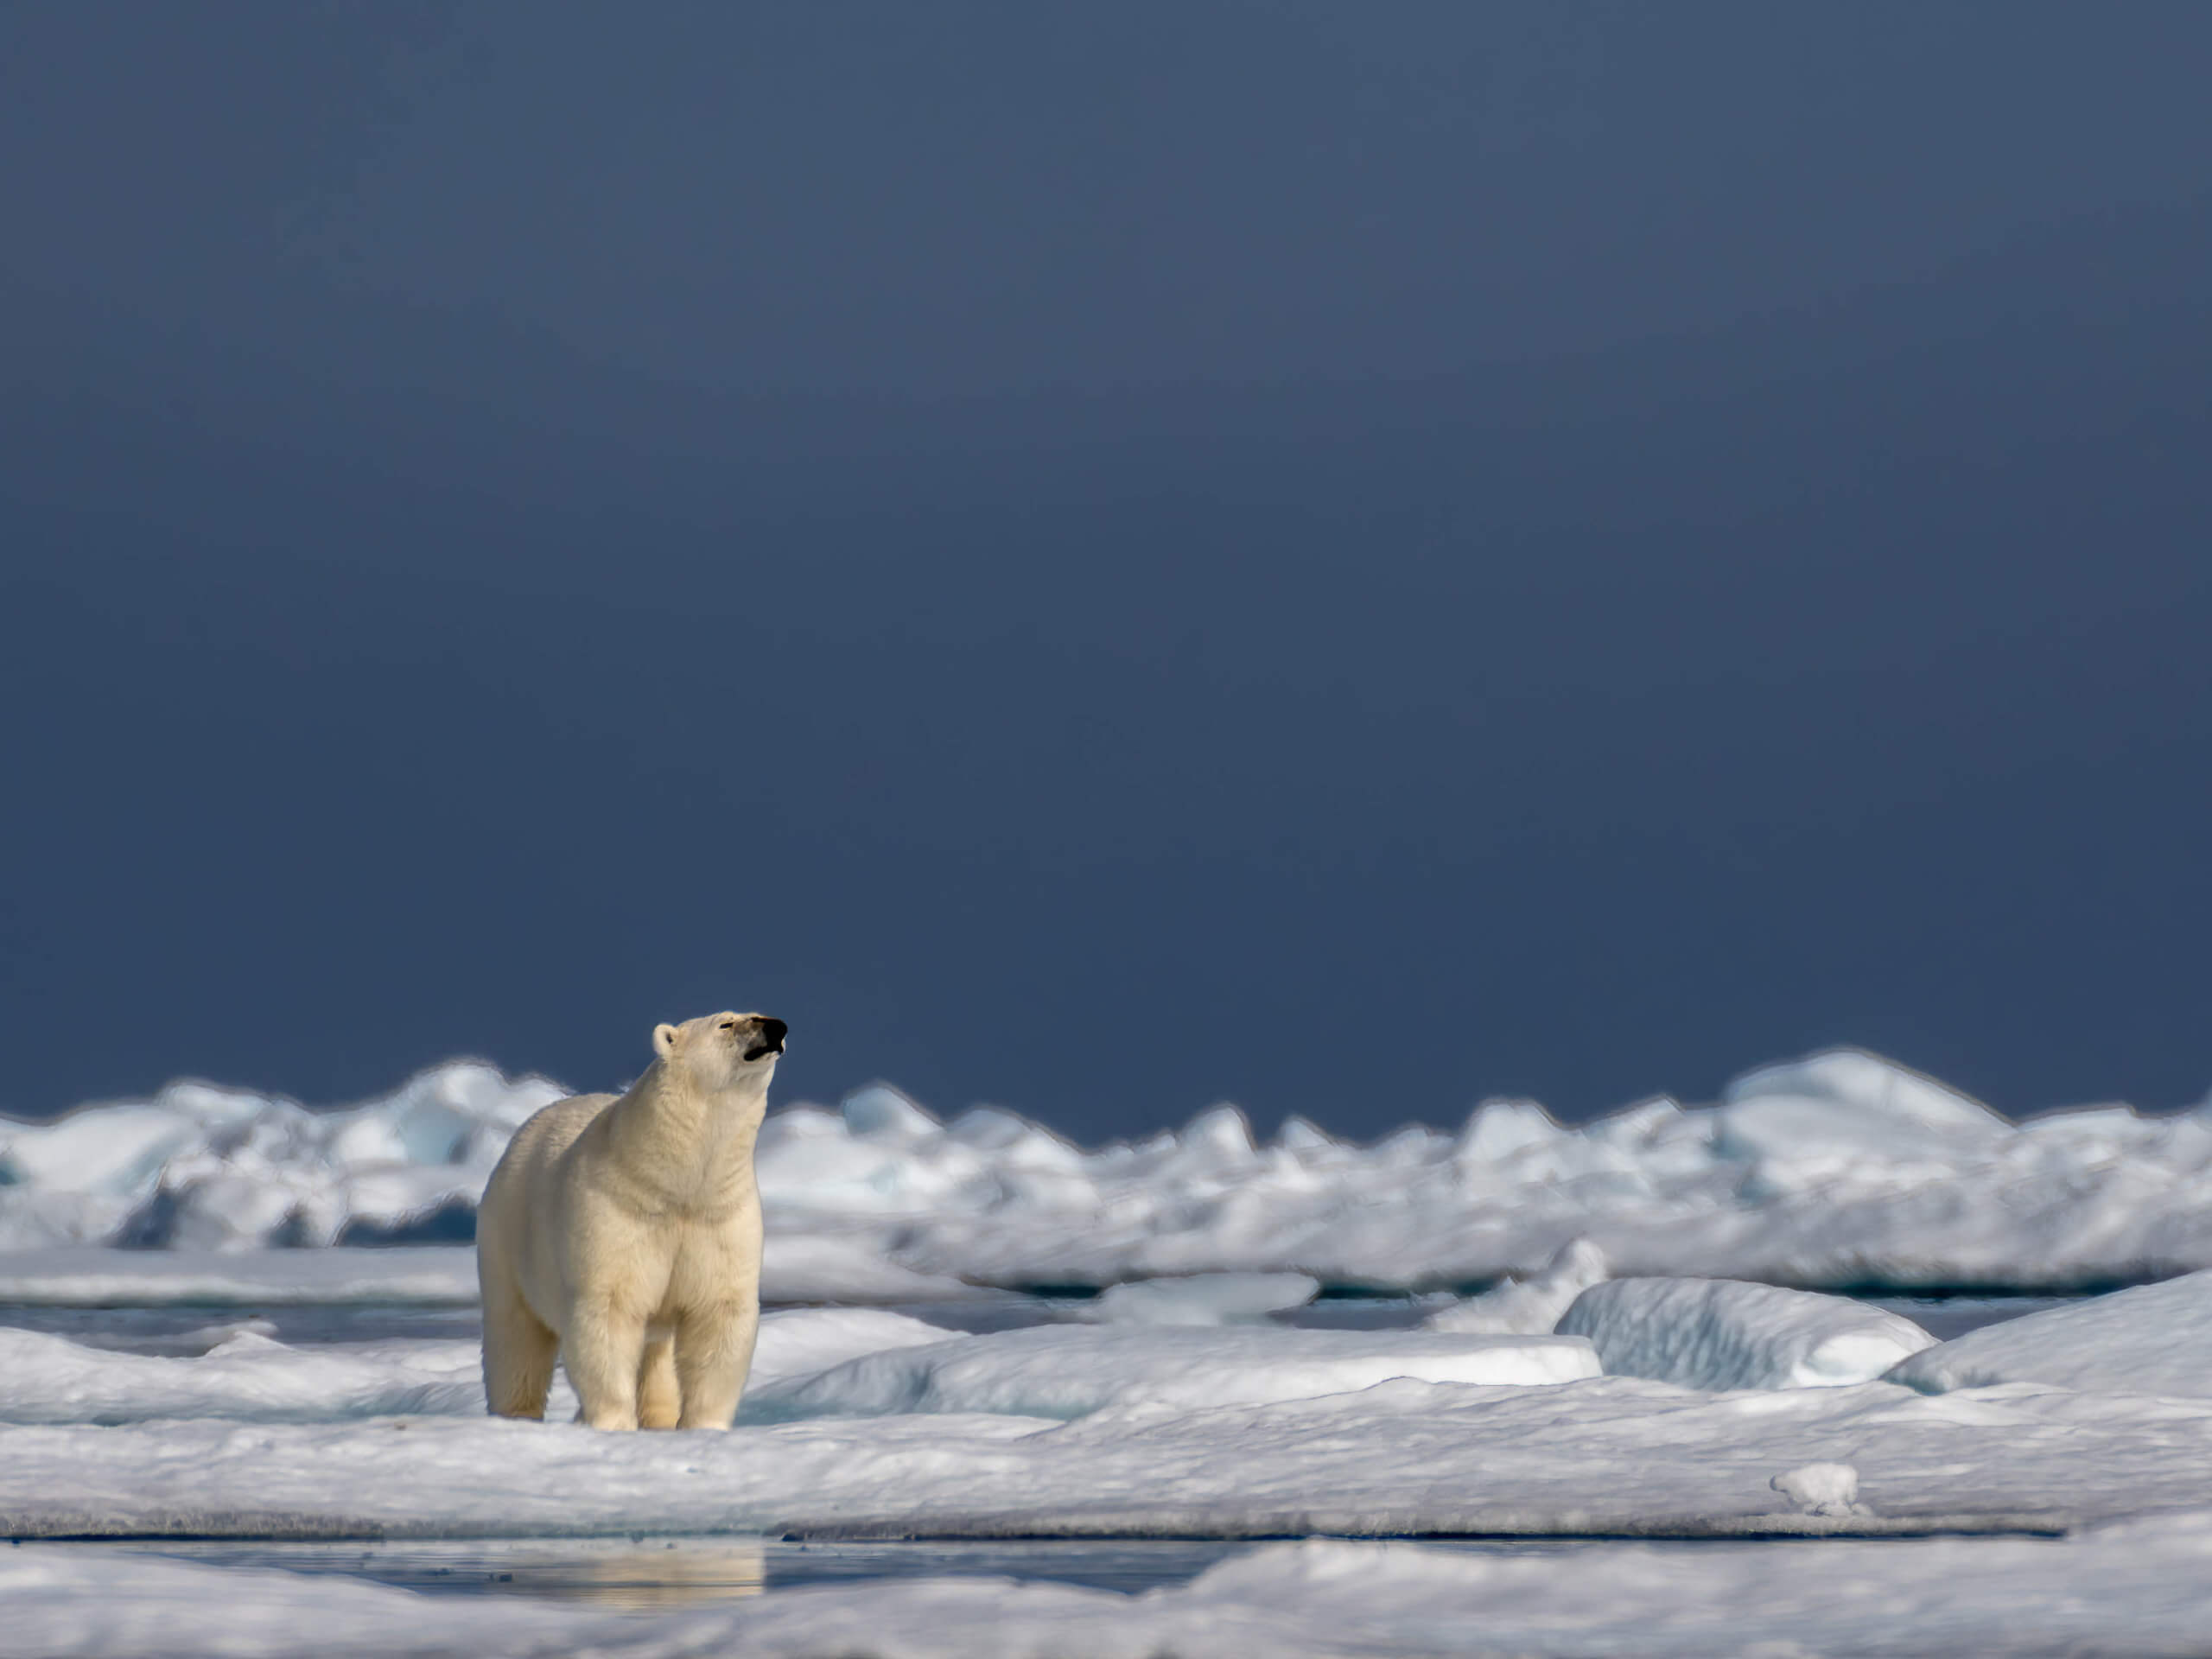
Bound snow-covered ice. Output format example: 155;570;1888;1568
5;1303;2212;1541
1423;1237;1609;1334
0;1326;484;1425
10;1042;2212;1653
0;1307;958;1427
1557;1277;1936;1390
9;1046;2212;1291
744;1325;1599;1421
1887;1268;2212;1396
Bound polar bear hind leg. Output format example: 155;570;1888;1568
482;1285;559;1420
637;1335;681;1429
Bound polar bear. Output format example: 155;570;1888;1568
475;1011;786;1430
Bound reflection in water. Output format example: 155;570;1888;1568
527;1540;766;1608
134;1538;767;1610
125;1536;1260;1608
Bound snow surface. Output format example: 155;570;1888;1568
1887;1268;2212;1396
0;1307;961;1427
9;1046;2212;1291
1557;1277;1936;1390
6;1302;2212;1541
743;1325;1599;1421
16;1518;2212;1659
0;1313;1593;1430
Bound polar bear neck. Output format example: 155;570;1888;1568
602;1057;768;1212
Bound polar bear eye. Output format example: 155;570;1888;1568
719;1019;737;1031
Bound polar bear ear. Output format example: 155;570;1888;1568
653;1023;680;1058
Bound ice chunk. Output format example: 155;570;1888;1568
1715;1048;2011;1201
1558;1277;1936;1389
841;1084;942;1143
1723;1048;2004;1135
749;1307;962;1388
1887;1270;2212;1396
1425;1238;1608;1335
1083;1272;1319;1326
1770;1461;1869;1517
0;1327;482;1425
1455;1097;1563;1163
746;1325;1599;1421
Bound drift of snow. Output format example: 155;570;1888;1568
1557;1277;1937;1390
744;1325;1599;1422
1887;1269;2212;1396
1081;1272;1319;1325
0;1313;1595;1431
1424;1238;1608;1334
0;1326;483;1425
9;1046;2212;1292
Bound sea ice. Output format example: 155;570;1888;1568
8;1357;2212;1542
1887;1268;2212;1396
1557;1277;1936;1390
0;1308;964;1427
10;1046;2212;1292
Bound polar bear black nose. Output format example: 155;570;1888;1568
754;1017;788;1050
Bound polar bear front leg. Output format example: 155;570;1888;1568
562;1294;651;1430
636;1335;681;1429
673;1300;760;1430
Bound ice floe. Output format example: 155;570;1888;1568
6;1368;2212;1541
1557;1277;1936;1390
7;1046;2212;1293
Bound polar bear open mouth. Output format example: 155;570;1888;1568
743;1039;784;1062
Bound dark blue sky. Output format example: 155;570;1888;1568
3;3;2209;1137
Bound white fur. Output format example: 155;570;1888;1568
476;1011;783;1430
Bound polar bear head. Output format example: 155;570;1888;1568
652;1011;788;1094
